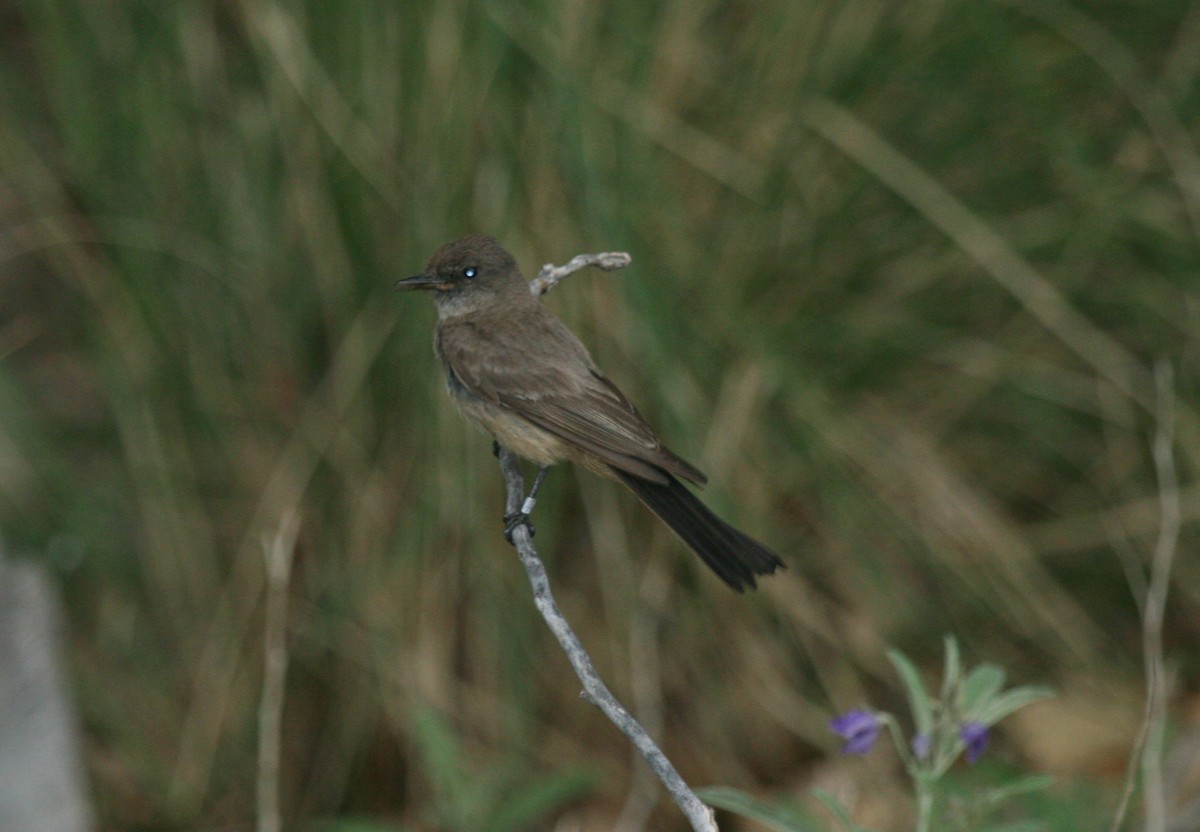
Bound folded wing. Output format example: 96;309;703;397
438;310;706;485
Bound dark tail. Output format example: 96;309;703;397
615;471;784;592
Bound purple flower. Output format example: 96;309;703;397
960;721;989;764
911;732;931;761
830;709;881;755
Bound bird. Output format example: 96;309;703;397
396;235;783;591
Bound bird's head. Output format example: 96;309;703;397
396;235;526;306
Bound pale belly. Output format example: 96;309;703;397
450;389;573;468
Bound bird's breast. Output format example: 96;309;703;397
450;392;572;468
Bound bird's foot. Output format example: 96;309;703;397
503;511;535;544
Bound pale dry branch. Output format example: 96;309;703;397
529;251;632;296
497;447;718;832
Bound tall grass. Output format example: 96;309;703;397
0;0;1196;828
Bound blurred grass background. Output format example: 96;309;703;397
0;0;1197;829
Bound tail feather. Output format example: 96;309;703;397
615;471;784;592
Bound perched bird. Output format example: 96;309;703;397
396;235;783;591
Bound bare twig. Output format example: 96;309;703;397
497;448;718;832
529;251;632;296
257;510;301;832
1109;360;1181;832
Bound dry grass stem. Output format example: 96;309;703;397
1109;360;1182;832
800;94;1153;409
257;510;302;832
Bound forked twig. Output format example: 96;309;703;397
529;251;632;296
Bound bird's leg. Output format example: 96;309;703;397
492;439;501;458
504;466;549;544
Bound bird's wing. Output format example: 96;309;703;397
438;312;707;486
502;370;708;485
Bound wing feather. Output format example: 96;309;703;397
437;308;706;485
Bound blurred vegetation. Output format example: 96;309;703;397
0;0;1197;829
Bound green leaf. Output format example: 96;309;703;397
983;774;1055;807
698;786;823;832
409;707;503;827
410;707;471;819
941;635;961;704
888;649;934;736
488;769;596;832
984;823;1050;832
813;789;877;832
960;663;1006;715
976;685;1054;725
310;819;414;832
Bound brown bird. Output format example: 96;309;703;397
396;235;783;591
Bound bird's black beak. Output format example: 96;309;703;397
395;273;443;291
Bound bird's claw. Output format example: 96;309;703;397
503;511;535;544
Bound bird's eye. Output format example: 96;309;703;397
463;267;477;279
